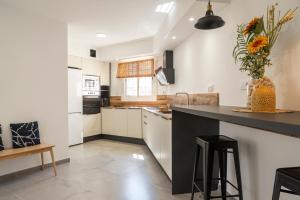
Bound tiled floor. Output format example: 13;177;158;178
0;140;194;200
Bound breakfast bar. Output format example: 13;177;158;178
172;105;300;199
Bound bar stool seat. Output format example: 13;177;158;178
191;135;243;200
272;167;300;199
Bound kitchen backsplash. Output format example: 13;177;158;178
110;93;219;107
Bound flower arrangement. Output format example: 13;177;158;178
233;4;298;79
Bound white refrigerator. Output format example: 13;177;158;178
68;67;83;146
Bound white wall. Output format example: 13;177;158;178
165;0;300;109
165;1;300;199
0;4;69;175
221;122;300;200
97;38;154;61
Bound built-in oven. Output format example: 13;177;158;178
82;75;100;96
83;96;101;115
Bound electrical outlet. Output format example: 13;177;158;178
241;80;248;91
208;85;215;92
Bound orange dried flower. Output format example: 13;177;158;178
247;36;269;54
243;17;260;35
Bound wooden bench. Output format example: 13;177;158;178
0;144;57;176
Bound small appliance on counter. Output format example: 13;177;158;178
101;85;110;107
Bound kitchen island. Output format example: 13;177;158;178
172;105;300;200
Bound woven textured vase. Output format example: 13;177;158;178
251;78;276;112
246;79;259;108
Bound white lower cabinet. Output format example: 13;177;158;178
160;118;172;179
83;114;101;137
111;109;127;137
102;108;115;134
127;109;142;138
142;109;172;180
102;108;142;138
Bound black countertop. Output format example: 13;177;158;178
172;105;300;138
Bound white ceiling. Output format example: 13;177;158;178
0;0;171;48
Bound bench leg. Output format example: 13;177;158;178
49;148;57;176
41;152;44;170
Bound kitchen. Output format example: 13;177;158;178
1;0;300;200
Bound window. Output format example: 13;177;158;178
117;59;154;78
125;77;153;97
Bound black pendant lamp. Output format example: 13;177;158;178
194;0;225;30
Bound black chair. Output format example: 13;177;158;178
272;167;300;200
191;135;243;200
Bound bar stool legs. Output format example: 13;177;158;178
218;150;227;200
191;135;243;200
272;171;281;200
204;147;214;200
191;145;201;200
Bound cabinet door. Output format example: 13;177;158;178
147;112;155;151
160;118;172;180
112;109;127;137
68;55;82;68
102;109;114;134
152;114;161;162
100;62;110;86
83;114;101;137
127;109;142;138
68;113;83;146
142;110;150;145
82;58;101;76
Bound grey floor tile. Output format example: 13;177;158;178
0;140;194;200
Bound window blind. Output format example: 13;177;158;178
117;59;154;78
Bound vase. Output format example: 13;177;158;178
251;77;276;112
246;79;259;108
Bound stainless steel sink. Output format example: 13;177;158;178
160;110;172;114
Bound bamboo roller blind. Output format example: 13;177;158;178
117;59;154;78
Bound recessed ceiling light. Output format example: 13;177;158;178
189;17;195;22
96;33;106;38
172;36;177;40
155;1;175;13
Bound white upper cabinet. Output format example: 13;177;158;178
81;58;101;76
100;62;110;86
68;55;82;68
68;55;110;86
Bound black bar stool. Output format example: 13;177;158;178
191;135;243;200
272;167;300;199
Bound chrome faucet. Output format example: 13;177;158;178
175;92;190;106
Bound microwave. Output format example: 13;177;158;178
82;75;100;96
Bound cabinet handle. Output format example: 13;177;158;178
144;121;147;125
